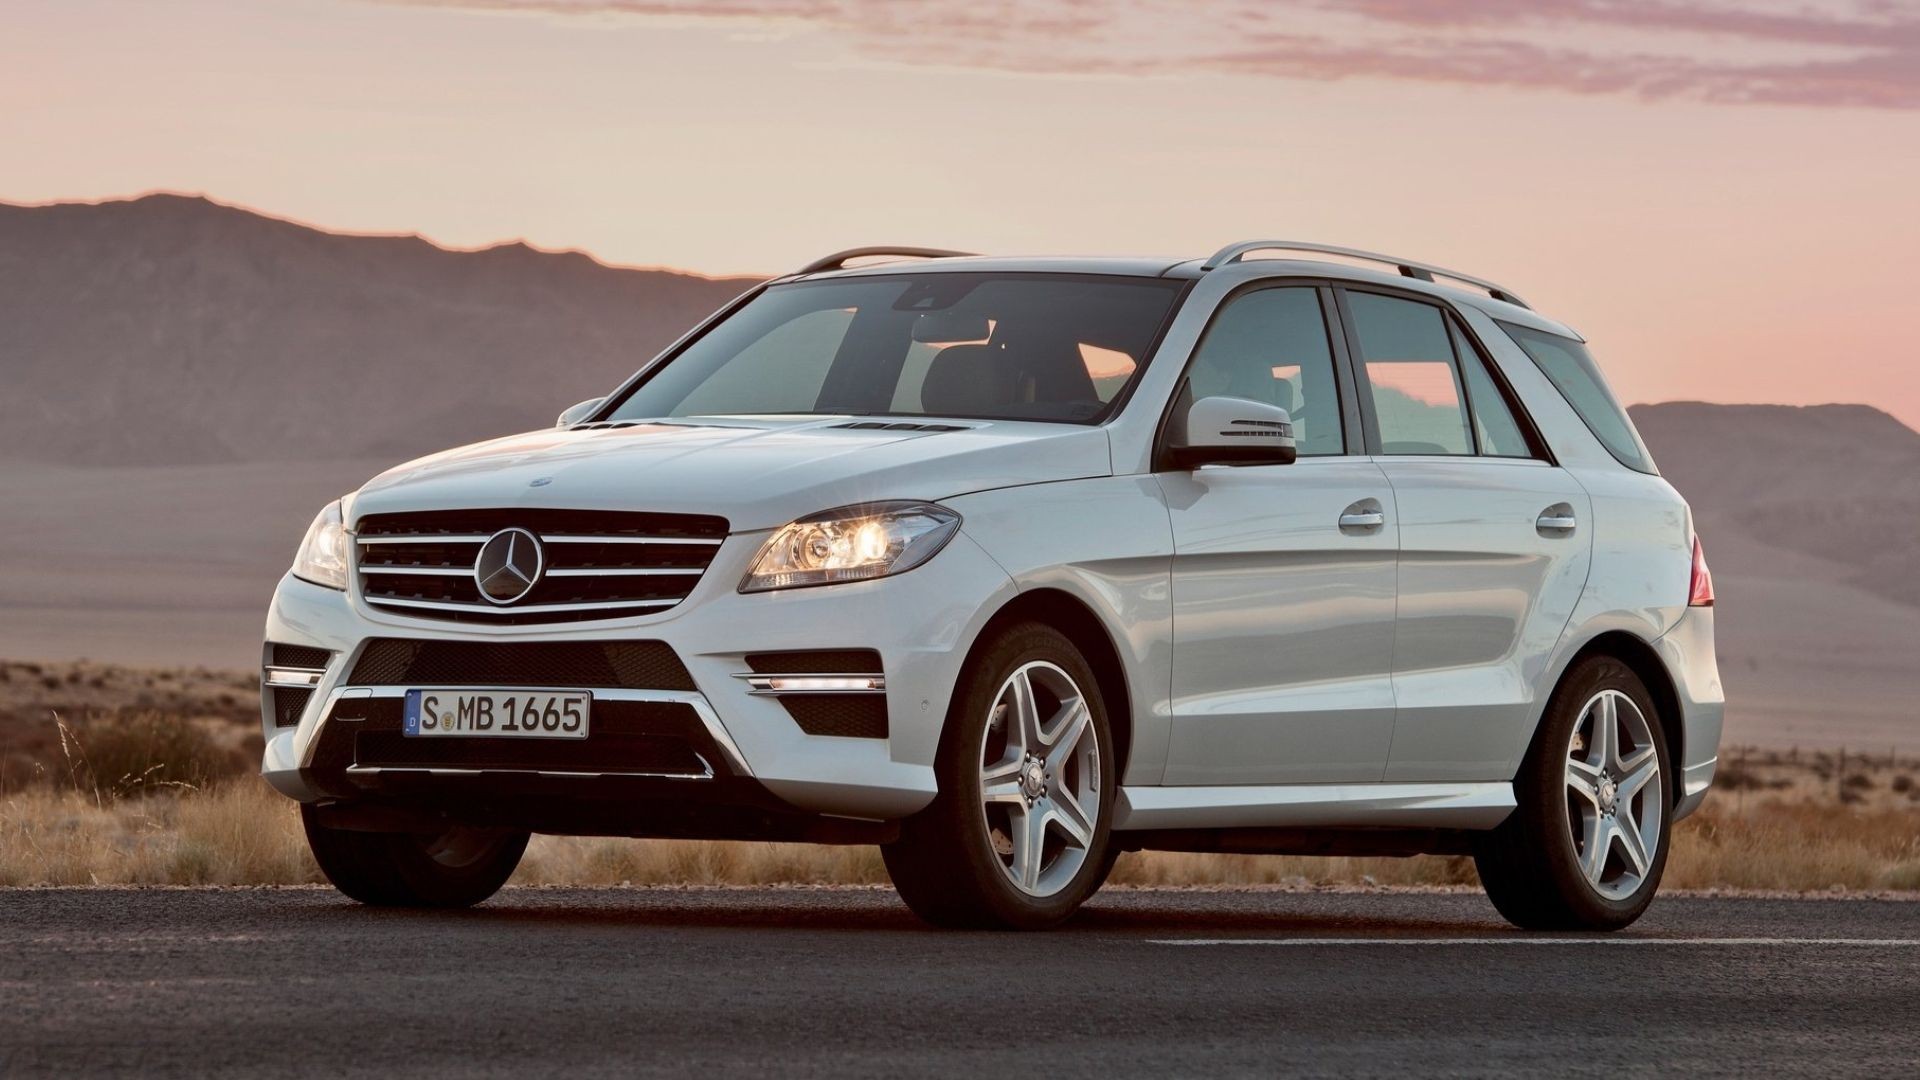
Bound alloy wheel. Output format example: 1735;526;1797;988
1565;689;1664;901
977;661;1101;897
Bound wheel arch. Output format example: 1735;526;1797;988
959;588;1135;782
1552;630;1685;793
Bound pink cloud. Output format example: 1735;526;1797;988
379;0;1920;110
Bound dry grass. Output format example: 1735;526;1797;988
0;668;1915;893
4;776;1916;893
0;781;317;887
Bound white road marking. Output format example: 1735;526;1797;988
1149;937;1920;947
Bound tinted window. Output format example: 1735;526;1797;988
1185;287;1343;456
1498;321;1655;473
1453;323;1535;458
1346;292;1472;455
604;273;1185;425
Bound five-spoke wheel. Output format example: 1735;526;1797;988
883;622;1116;929
1475;655;1673;931
978;660;1102;897
1564;688;1664;902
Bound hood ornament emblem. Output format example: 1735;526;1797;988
473;527;544;605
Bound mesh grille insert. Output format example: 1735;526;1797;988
272;688;313;729
311;697;721;777
746;650;883;675
348;639;695;691
778;695;888;739
269;643;333;669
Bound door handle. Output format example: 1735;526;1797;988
1339;508;1385;530
1536;504;1577;534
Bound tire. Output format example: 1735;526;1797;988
883;622;1117;930
302;805;529;909
1474;655;1673;931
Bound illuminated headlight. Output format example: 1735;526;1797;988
291;500;350;590
741;502;961;593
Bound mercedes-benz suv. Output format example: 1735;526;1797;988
262;240;1722;930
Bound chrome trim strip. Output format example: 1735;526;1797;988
734;673;887;695
264;666;326;688
1115;781;1517;831
544;567;703;577
357;535;490;545
359;566;471;576
299;686;754;778
344;762;714;782
541;535;726;547
363;595;683;615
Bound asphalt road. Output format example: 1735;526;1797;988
2;887;1917;1078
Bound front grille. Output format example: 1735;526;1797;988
311;697;718;778
355;508;728;624
348;639;695;691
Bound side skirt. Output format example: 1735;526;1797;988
1117;827;1476;858
1115;781;1515;833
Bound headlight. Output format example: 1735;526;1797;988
741;502;961;593
292;500;350;590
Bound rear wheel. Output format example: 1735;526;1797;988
883;622;1116;929
1474;656;1671;930
302;806;529;908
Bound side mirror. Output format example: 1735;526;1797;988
1168;395;1297;469
556;397;605;428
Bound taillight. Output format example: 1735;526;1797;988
1688;535;1714;607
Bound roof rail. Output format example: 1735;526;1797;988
1200;240;1529;309
796;246;977;276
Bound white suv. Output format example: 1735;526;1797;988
262;241;1722;930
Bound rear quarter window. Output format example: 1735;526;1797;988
1497;321;1656;474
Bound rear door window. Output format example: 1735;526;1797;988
1344;292;1473;455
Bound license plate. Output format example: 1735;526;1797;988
403;689;590;739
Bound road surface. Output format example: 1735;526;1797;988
3;887;1916;1077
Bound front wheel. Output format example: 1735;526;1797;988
883;622;1117;930
1474;656;1672;930
302;806;529;908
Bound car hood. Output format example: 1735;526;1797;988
350;417;1112;532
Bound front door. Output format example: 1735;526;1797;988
1161;285;1400;785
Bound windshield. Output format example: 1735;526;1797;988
601;272;1187;425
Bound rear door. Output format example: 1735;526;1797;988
1336;287;1593;782
1160;285;1400;785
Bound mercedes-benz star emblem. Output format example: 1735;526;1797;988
473;527;544;605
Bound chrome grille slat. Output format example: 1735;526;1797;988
543;535;724;547
355;508;727;625
544;567;702;578
358;534;493;544
366;596;685;615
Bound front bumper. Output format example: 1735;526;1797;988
260;528;1018;825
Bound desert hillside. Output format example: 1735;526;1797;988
0;194;757;465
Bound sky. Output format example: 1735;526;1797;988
6;0;1920;425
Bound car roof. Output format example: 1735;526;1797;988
788;255;1203;281
783;249;1583;341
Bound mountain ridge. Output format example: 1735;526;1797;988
0;193;760;466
